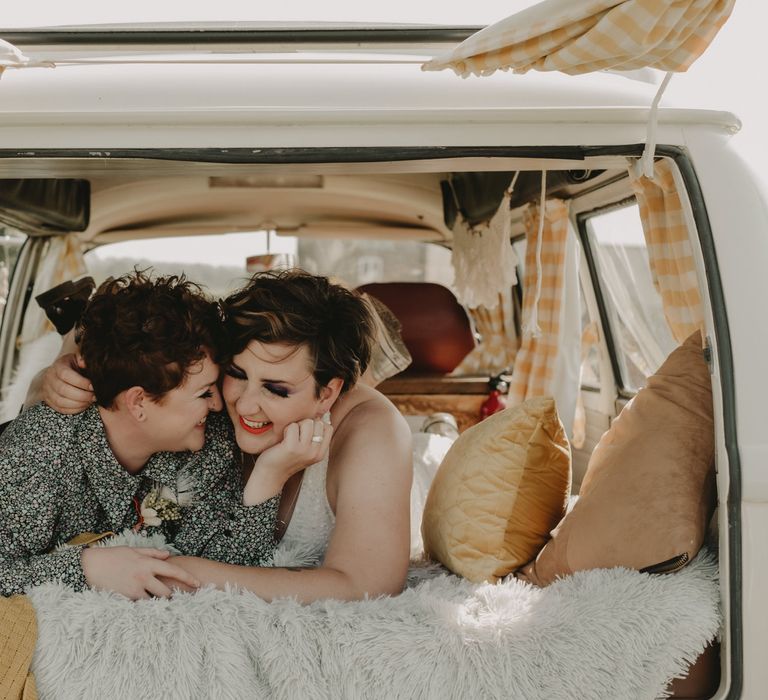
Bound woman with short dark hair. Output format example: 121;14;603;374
4;271;280;600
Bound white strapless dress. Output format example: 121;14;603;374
272;455;336;567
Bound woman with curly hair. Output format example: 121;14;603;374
5;271;280;600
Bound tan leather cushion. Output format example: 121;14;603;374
421;396;571;583
357;282;474;374
519;332;715;586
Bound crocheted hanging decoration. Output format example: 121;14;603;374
450;174;519;310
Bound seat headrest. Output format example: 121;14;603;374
357;282;474;375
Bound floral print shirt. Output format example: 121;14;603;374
0;404;278;596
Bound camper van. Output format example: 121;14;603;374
0;21;763;700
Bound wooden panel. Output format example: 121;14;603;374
379;374;489;395
388;394;485;433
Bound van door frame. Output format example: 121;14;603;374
0;144;741;697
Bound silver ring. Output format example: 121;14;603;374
311;435;323;443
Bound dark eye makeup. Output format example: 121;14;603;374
225;362;291;397
263;382;290;398
224;363;247;380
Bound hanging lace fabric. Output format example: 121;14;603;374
450;172;519;310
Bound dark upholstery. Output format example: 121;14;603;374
357;282;474;375
668;643;720;699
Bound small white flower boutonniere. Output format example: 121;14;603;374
134;471;195;531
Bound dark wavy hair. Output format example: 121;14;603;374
221;269;375;395
76;270;225;408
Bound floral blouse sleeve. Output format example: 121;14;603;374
0;409;89;595
171;413;279;567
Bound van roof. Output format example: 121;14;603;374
0;58;739;131
0;25;741;131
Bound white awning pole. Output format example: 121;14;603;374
633;71;674;180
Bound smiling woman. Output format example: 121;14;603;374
0;271;281;601
170;269;414;602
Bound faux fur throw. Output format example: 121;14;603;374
28;537;720;700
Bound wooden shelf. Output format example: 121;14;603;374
378;374;490;395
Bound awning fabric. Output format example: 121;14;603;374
423;0;734;78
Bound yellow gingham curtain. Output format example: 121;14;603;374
452;290;519;375
423;0;734;77
508;199;570;403
629;159;704;343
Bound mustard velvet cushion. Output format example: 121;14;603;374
519;332;715;587
421;396;571;583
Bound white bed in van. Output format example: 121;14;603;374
0;20;764;699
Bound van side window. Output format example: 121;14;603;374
0;227;27;330
583;203;676;392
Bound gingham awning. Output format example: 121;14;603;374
423;0;734;77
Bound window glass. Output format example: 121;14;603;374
579;280;601;390
84;231;454;297
585;204;676;391
0;226;28;329
299;238;453;288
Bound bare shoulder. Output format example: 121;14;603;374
327;383;412;483
331;383;411;449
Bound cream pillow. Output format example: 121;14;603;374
519;332;715;586
421;397;571;583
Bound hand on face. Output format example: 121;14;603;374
243;416;332;505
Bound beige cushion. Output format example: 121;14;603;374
421;396;571;583
519;332;715;586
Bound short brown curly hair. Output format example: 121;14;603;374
77;270;225;408
222;270;375;395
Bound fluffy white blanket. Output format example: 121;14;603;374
28;545;720;700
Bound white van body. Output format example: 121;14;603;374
0;25;765;699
